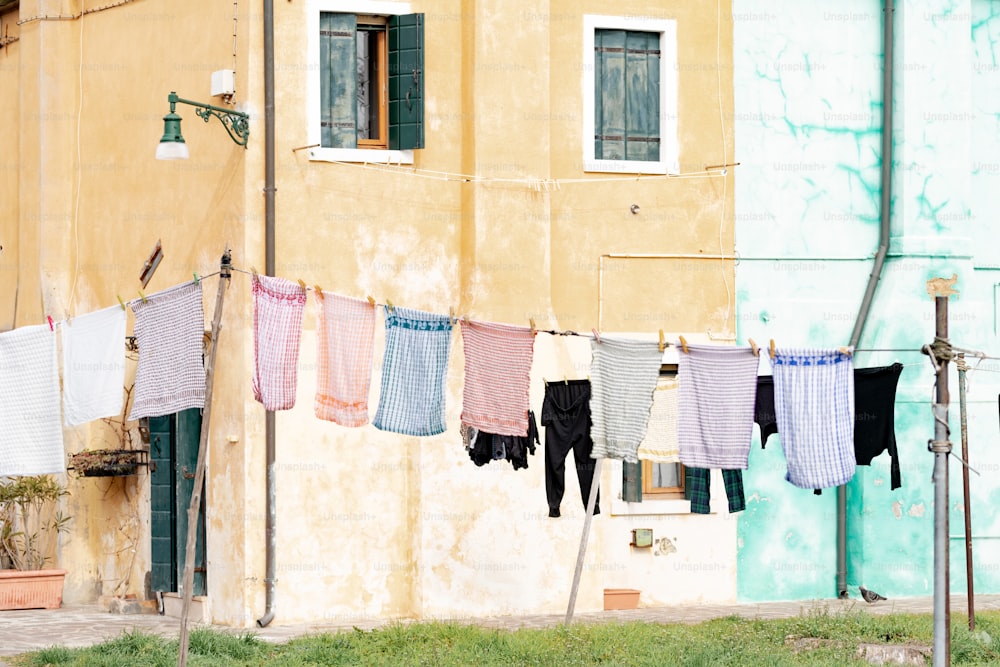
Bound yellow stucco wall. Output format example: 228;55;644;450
1;0;735;626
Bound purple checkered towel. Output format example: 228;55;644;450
677;344;759;469
773;348;856;489
129;281;206;420
252;274;307;411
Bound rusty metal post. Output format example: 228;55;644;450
957;353;975;631
927;294;951;667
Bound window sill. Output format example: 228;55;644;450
610;497;717;516
583;158;678;175
308;146;414;165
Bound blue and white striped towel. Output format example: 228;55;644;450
677;344;759;469
773;348;856;489
589;336;663;463
373;306;453;436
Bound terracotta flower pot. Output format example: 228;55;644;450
0;569;66;610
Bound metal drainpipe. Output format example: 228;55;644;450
839;0;895;599
257;0;277;628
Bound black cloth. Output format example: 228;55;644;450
754;375;778;447
466;412;538;471
542;380;599;518
854;363;903;490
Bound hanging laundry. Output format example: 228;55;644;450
542;379;599;517
636;376;680;463
251;274;307;411
314;293;376;426
677;344;759;469
754;375;778;447
62;306;127;426
459;319;535;436
372;306;453;436
589;336;662;462
129;281;206;421
772;348;856;489
0;325;65;476
466;411;539;470
854;363;904;490
687;467;745;514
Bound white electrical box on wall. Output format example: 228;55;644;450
211;70;236;97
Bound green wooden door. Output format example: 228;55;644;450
149;409;206;596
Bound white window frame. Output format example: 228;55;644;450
307;0;414;164
582;15;679;175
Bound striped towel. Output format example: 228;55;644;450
636;377;680;463
315;293;376;426
62;306;127;426
677;344;759;469
373;306;453;436
129;281;206;420
459;319;535;437
0;325;65;476
252;274;307;411
589;336;663;462
773;348;856;489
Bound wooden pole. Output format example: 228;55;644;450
178;248;231;667
957;353;975;631
565;457;602;625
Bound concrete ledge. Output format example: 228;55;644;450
160;593;210;623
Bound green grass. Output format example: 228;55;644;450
11;610;1000;666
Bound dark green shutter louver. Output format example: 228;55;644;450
622;461;642;503
388;13;424;150
320;13;358;149
595;29;660;161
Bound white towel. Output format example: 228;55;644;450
62;306;127;426
129;281;206;420
0;325;66;476
677;344;759;469
636;377;680;463
589;336;663;462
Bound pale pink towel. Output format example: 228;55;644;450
315;293;376;426
460;319;535;437
252;274;307;411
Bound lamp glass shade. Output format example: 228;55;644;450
156;141;190;160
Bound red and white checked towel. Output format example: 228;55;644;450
128;281;206;420
315;293;376;426
252;274;307;411
460;319;535;437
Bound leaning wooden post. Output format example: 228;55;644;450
565;457;603;624
178;248;232;667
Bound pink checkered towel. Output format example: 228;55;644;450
252;274;307;411
460;319;535;437
129;281;206;420
315;292;376;426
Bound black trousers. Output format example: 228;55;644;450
542;379;599;517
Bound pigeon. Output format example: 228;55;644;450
859;586;887;603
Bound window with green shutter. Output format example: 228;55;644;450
319;10;424;152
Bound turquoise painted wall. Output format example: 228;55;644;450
734;0;1000;602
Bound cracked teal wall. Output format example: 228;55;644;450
734;0;1000;603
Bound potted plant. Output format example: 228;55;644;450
0;475;71;609
68;448;148;477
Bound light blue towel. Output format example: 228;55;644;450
773;348;856;489
373;306;453;436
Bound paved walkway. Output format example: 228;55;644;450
1;594;997;659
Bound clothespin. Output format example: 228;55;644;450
193;272;200;285
449;307;456;325
46;315;53;332
250;265;259;279
678;335;689;354
297;279;307;293
367;295;376;308
386;299;394;313
592;328;602;344
658;329;665;353
138;289;148;304
769;339;776;360
838;346;852;356
748;338;760;357
529;318;537;336
314;285;324;300
117;295;127;311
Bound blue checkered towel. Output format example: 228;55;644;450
773;348;856;489
677;344;759;469
373;306;453;436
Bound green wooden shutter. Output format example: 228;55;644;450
622;461;642;503
320;13;358;149
388;13;424;150
595;29;660;162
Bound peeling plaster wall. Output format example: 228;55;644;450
734;0;1000;602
